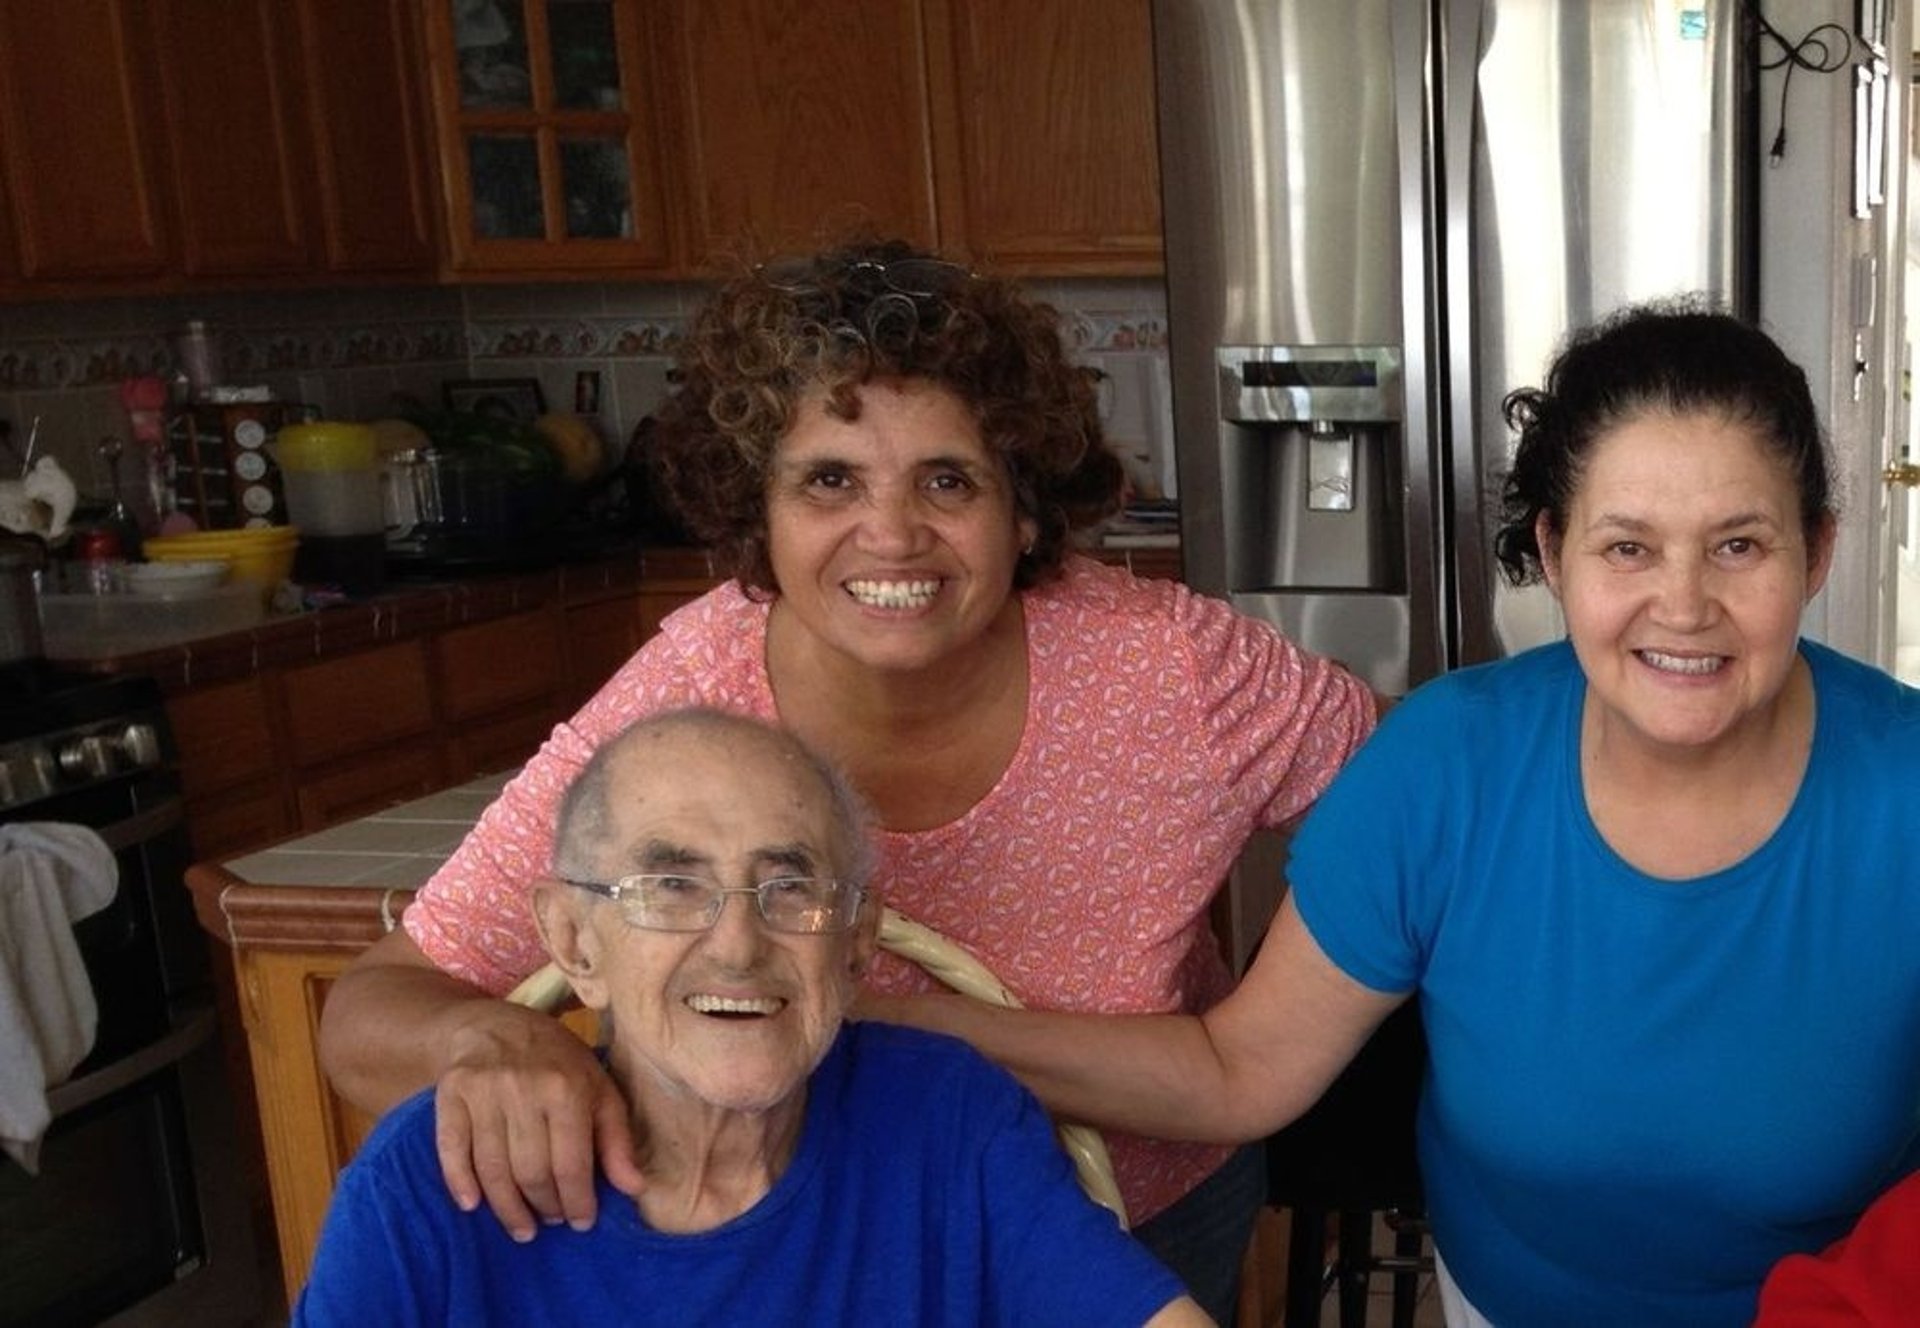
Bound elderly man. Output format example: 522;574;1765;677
295;709;1207;1326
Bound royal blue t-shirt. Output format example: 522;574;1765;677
1290;640;1920;1327
295;1022;1182;1327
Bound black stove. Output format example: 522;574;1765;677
0;663;266;1327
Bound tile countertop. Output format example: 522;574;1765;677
186;770;512;952
221;769;511;891
49;544;723;691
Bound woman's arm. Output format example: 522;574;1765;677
1145;1295;1216;1327
864;894;1404;1140
319;928;645;1239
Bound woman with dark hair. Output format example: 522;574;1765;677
318;237;1378;1321
875;302;1920;1325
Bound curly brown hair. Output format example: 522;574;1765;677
650;237;1124;595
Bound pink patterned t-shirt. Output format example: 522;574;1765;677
405;555;1376;1222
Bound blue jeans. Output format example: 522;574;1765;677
1132;1144;1266;1325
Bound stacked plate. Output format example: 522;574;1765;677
144;526;300;607
115;559;229;597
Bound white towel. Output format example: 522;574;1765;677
0;822;118;1173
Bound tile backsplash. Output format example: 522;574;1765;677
0;275;1171;517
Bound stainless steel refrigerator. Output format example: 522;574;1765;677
1154;0;1756;697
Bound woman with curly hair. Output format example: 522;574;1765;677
318;238;1377;1320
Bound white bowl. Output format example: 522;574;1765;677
116;558;230;597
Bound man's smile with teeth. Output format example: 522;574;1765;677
685;993;786;1018
1637;649;1724;676
845;578;941;609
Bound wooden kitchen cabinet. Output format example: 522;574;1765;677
0;0;172;284
282;639;447;830
663;0;1160;274
0;112;20;290
170;676;282;799
289;0;438;275
562;592;647;710
418;0;1161;278
150;561;687;860
151;0;316;278
282;640;438;768
167;675;297;860
151;0;437;282
435;608;566;720
666;0;939;266
294;742;448;831
434;606;569;781
421;0;677;276
925;0;1164;274
0;0;432;296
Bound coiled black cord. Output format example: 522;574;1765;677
1753;5;1855;164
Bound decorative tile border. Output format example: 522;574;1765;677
464;307;1166;360
0;319;466;392
221;320;467;377
0;336;173;390
0;289;1166;394
464;315;680;360
1061;309;1170;353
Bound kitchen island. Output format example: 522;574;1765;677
184;772;512;1306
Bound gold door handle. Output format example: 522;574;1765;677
1883;462;1920;487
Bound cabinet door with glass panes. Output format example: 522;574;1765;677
423;0;676;274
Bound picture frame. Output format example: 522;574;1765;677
443;377;547;422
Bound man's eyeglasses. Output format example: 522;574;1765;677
563;873;866;935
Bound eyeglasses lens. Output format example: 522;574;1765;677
620;875;857;934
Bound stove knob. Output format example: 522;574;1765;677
56;736;114;780
119;723;162;768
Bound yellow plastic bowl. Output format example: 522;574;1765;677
145;527;299;553
146;528;299;606
227;543;298;606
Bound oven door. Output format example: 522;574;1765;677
0;772;264;1328
0;1006;215;1328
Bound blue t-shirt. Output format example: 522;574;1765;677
1290;640;1920;1327
294;1022;1182;1327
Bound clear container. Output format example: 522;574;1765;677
171;320;223;399
274;422;385;594
40;582;264;658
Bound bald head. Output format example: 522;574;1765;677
553;709;872;889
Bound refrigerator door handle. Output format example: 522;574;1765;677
1390;0;1446;688
1441;0;1499;669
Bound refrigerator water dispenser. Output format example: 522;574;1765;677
1215;345;1404;597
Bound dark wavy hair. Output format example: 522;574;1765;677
1493;299;1834;586
650;237;1123;595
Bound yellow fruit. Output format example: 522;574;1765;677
368;417;432;456
533;413;606;484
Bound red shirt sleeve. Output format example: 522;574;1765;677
1755;1171;1920;1326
